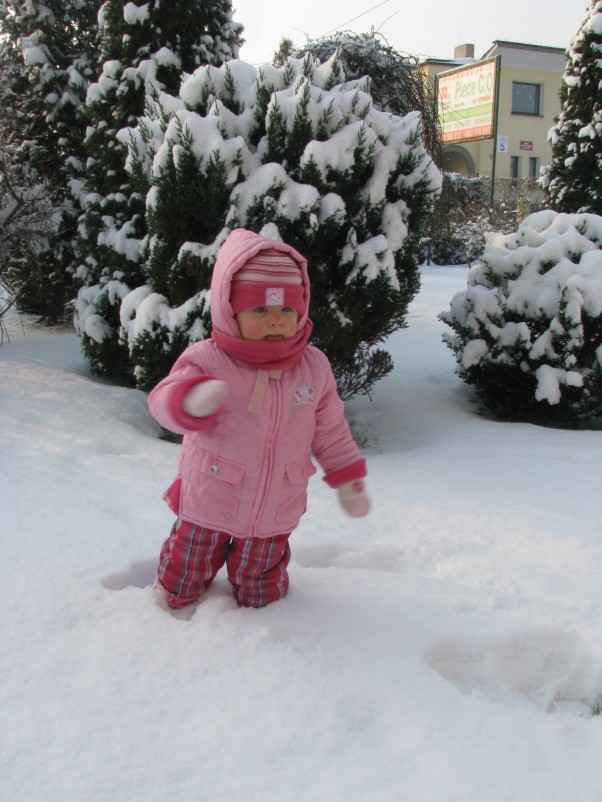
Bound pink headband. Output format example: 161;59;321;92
230;282;305;315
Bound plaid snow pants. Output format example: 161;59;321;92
157;518;291;609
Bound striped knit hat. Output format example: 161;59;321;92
230;248;305;315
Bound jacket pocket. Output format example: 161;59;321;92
183;449;246;523
276;457;317;524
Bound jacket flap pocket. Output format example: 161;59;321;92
284;458;317;486
198;452;245;485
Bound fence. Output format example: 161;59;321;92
423;174;552;266
480;177;548;226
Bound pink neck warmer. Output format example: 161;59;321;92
211;319;313;370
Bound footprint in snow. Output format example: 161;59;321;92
425;627;602;716
101;559;157;590
293;542;413;572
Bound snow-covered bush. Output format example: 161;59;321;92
117;53;441;395
296;31;442;163
75;280;133;380
75;0;242;384
422;175;530;267
423;174;487;265
119;283;210;388
541;1;602;214
440;210;602;425
0;0;101;320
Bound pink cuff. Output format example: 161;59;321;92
169;376;220;431
323;459;367;488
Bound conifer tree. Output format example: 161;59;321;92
273;38;294;67
297;31;442;164
108;54;441;396
542;1;602;214
0;35;54;317
441;210;602;426
0;0;102;320
75;0;243;381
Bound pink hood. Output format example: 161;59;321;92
210;228;311;338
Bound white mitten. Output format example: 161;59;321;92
337;479;371;517
182;380;228;417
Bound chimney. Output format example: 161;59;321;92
454;43;475;59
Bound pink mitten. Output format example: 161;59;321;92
182;380;228;417
337;479;371;517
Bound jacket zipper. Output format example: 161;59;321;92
249;376;282;536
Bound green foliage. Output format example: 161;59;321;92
73;0;243;383
146;122;235;302
424;174;491;265
0;0;102;320
441;211;602;427
78;281;133;384
297;30;443;164
542;3;602;214
129;297;210;392
273;37;295;68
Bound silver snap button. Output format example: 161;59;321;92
210;465;219;474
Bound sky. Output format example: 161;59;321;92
3;255;602;801
233;0;588;64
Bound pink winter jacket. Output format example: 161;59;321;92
148;229;366;539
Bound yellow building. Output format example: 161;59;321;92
422;41;567;180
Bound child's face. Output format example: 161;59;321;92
235;305;299;341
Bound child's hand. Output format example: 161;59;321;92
337;479;371;517
183;380;228;417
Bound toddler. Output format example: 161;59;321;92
148;228;370;609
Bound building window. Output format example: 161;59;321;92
510;156;521;179
512;82;541;115
528;157;540;179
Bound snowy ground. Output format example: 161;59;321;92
2;266;602;802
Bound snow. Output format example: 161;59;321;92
3;266;602;801
350;234;399;288
301;121;376;181
75;281;132;345
123;2;149;25
97;218;143;263
318;192;346;223
180;59;258;110
534;364;583;404
587;2;602;36
87;60;121;104
22;42;47;66
119;288;210;353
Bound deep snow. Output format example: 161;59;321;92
2;266;602;802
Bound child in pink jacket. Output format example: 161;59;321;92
148;228;370;609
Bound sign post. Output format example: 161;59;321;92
489;60;501;206
436;56;501;204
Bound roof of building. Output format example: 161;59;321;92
482;40;566;58
421;40;566;66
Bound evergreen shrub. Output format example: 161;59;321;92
422;174;486;265
0;0;102;321
120;53;441;396
440;210;602;426
541;1;602;215
74;0;242;382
